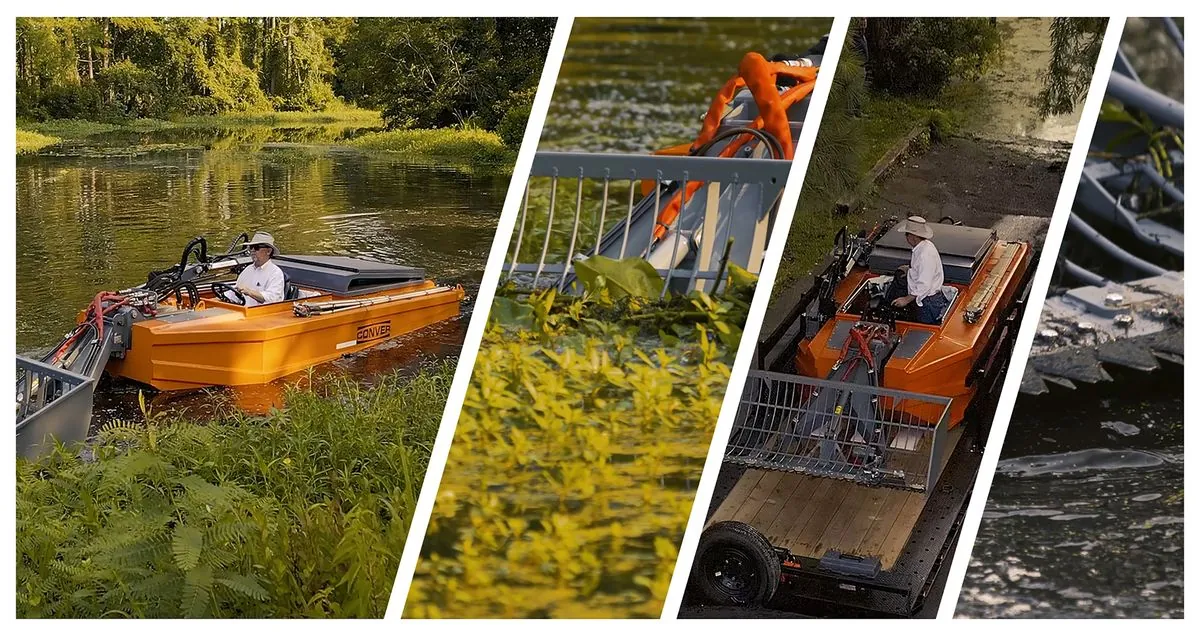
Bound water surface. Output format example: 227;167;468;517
542;18;831;152
957;366;1183;618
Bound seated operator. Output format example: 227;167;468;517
225;231;285;307
889;216;948;325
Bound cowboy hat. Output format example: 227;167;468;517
899;216;934;239
244;231;279;257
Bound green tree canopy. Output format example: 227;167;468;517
15;16;552;141
857;18;1003;97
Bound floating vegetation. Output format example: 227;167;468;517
406;265;753;618
348;127;515;167
16;129;61;154
16;364;453;618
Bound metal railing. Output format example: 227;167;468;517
16;356;96;458
724;370;952;493
505;151;791;296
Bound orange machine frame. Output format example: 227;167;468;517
795;240;1031;427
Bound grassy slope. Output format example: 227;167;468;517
16;364;452;618
348;127;514;165
17;109;516;166
16;129;61;154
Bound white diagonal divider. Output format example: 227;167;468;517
658;15;852;619
934;16;1129;619
384;17;574;618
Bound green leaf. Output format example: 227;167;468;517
490;296;533;330
573;256;664;299
179;564;213;618
172;525;204;572
216;572;269;601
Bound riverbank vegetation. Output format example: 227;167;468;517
406;262;755;618
16;364;452;618
349;127;514;165
16;129;61;154
774;17;1105;297
15;17;553;157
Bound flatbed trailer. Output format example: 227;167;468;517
683;223;1030;618
694;424;978;617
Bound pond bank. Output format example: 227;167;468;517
16;110;516;167
774;17;1085;299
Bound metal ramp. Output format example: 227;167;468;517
724;370;953;493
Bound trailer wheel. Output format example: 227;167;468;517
691;521;781;606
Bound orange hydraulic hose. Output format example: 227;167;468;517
650;52;818;241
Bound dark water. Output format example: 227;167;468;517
16;125;508;418
541;18;831;152
957;366;1184;618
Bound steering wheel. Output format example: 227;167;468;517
211;281;245;306
863;294;900;328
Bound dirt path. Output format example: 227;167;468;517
867;136;1067;248
765;135;1069;339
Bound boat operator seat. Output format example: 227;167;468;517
876;273;959;326
282;268;300;301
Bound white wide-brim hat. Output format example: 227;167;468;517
244;231;279;257
899;216;934;239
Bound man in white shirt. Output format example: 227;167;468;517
227;231;285;307
889;216;948;324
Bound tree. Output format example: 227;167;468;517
15;16;552;133
1037;18;1109;116
857;18;1003;97
335;17;554;130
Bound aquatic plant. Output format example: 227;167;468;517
16;364;453;618
406;270;754;618
349;126;515;166
16;129;60;154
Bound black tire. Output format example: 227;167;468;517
690;521;781;606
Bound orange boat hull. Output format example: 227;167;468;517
797;241;1031;428
105;281;464;391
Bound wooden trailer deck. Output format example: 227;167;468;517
707;427;964;570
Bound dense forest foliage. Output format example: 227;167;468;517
15;17;554;142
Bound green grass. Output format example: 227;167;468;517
16;112;513;170
16;129;61;154
22;118;177;138
16;363;453;618
181;107;383;127
348;127;515;165
16;108;383;149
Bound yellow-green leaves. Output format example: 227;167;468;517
407;288;740;618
